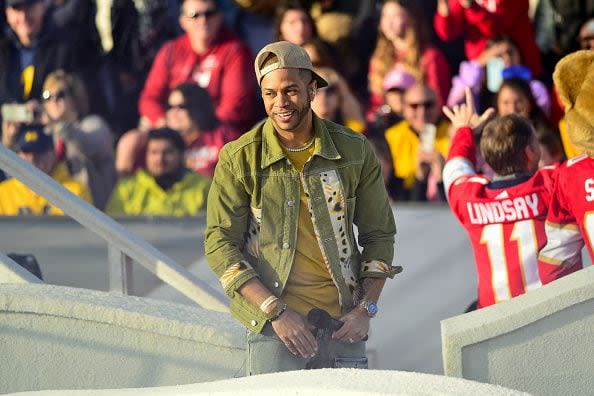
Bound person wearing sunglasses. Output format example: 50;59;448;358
138;0;257;134
384;83;450;201
39;70;116;210
116;82;238;178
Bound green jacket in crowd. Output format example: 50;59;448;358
205;114;399;333
106;169;211;217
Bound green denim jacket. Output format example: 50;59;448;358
205;115;399;333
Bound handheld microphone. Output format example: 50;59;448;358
307;308;344;331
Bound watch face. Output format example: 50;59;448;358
367;302;378;316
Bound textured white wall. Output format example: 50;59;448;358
14;370;530;396
442;265;594;395
0;284;245;394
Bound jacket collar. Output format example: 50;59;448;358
260;113;341;169
137;168;192;192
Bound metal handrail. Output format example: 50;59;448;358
0;144;228;312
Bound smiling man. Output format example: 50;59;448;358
138;0;256;132
205;41;399;375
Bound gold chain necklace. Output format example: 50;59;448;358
283;137;315;152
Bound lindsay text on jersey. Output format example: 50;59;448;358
466;193;539;225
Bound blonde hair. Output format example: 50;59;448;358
369;0;427;97
43;70;90;117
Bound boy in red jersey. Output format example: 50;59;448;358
442;90;581;308
538;50;594;280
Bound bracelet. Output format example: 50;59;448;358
268;302;288;322
259;295;279;313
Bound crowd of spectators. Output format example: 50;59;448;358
0;0;592;216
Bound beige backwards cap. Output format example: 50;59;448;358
554;50;594;156
254;41;328;88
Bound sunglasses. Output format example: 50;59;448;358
183;8;218;20
41;89;69;102
166;103;187;111
406;100;435;110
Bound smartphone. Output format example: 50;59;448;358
1;103;34;123
486;57;505;93
419;123;436;152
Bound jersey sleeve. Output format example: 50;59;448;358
538;169;584;284
442;126;477;198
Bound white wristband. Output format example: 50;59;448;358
259;296;279;313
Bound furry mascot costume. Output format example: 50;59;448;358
536;49;594;280
554;50;594;155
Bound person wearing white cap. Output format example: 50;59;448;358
205;40;400;374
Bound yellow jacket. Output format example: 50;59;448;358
558;118;581;159
384;119;450;189
0;162;93;215
106;169;211;217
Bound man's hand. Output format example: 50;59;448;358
332;306;370;344
442;87;495;130
271;308;318;358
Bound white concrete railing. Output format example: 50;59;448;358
0;252;43;284
0;143;227;312
441;265;594;395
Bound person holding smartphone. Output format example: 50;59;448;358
39;70;116;210
384;83;450;201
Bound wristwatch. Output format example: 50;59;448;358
359;300;378;318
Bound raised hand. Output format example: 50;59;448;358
442;87;495;130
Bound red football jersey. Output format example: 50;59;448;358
444;127;556;308
539;154;593;282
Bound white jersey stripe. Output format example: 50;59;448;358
443;157;475;201
539;222;584;267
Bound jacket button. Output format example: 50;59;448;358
251;320;258;327
274;282;279;288
287;200;295;207
282;242;290;249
